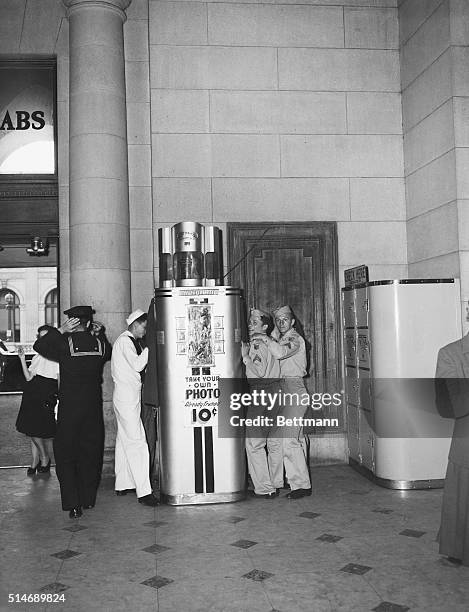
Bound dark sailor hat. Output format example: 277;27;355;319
63;305;95;319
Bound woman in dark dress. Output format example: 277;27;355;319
15;325;59;475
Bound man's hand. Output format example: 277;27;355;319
59;318;80;334
91;321;104;336
250;333;268;343
241;342;250;359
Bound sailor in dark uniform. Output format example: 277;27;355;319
33;305;111;518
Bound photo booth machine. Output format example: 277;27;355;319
155;222;246;505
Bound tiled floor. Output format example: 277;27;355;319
1;464;468;612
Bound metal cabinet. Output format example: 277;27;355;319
342;279;461;489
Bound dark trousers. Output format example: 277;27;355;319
54;407;104;510
141;403;157;482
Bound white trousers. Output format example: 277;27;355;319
114;396;152;498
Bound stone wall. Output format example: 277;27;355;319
399;0;468;332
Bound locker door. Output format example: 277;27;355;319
355;287;369;328
347;403;360;462
342;288;356;328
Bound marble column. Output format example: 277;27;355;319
63;0;131;338
63;0;132;463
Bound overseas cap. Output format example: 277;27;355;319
272;305;293;318
126;308;146;326
250;307;270;319
63;305;94;319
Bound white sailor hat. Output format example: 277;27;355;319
126;308;146;326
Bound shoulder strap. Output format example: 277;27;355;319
128;335;142;355
127;335;145;382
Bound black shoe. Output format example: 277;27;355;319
27;462;40;476
115;490;127;496
69;507;83;519
286;488;312;499
138;494;159;507
447;557;462;565
37;459;51;474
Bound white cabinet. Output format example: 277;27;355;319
342;279;461;489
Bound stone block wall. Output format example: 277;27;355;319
146;0;407;287
399;0;469;332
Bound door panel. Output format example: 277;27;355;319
227;222;342;430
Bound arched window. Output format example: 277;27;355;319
44;288;58;328
0;289;20;341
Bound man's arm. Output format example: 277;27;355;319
91;321;112;362
435;346;469;419
435;346;458;378
18;346;34;382
100;334;112;362
243;342;269;378
33;328;66;362
258;333;301;360
125;338;149;372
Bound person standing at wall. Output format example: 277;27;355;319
435;316;469;566
111;309;158;507
258;305;312;499
241;308;281;499
142;298;159;485
33;306;111;519
16;325;58;475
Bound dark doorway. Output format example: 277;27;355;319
227;222;342;430
0;59;58;467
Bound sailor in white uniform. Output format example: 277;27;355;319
111;309;158;506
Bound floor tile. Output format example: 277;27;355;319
63;523;88;533
39;582;70;593
298;511;321;519
141;575;174;589
143;520;168;528
50;549;82;560
340;562;373;575
141;543;171;554
230;539;258;549
316;533;343;543
372;602;410;612
242;569;274;582
399;529;426;538
225;516;246;523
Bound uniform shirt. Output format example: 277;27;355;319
244;335;280;379
266;328;307;377
29;353;59;380
34;328;111;393
111;331;149;392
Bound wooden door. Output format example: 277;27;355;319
227;222;342;429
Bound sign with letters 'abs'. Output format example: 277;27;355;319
0;62;55;174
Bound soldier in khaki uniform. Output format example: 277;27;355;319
260;305;312;499
241;309;281;499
